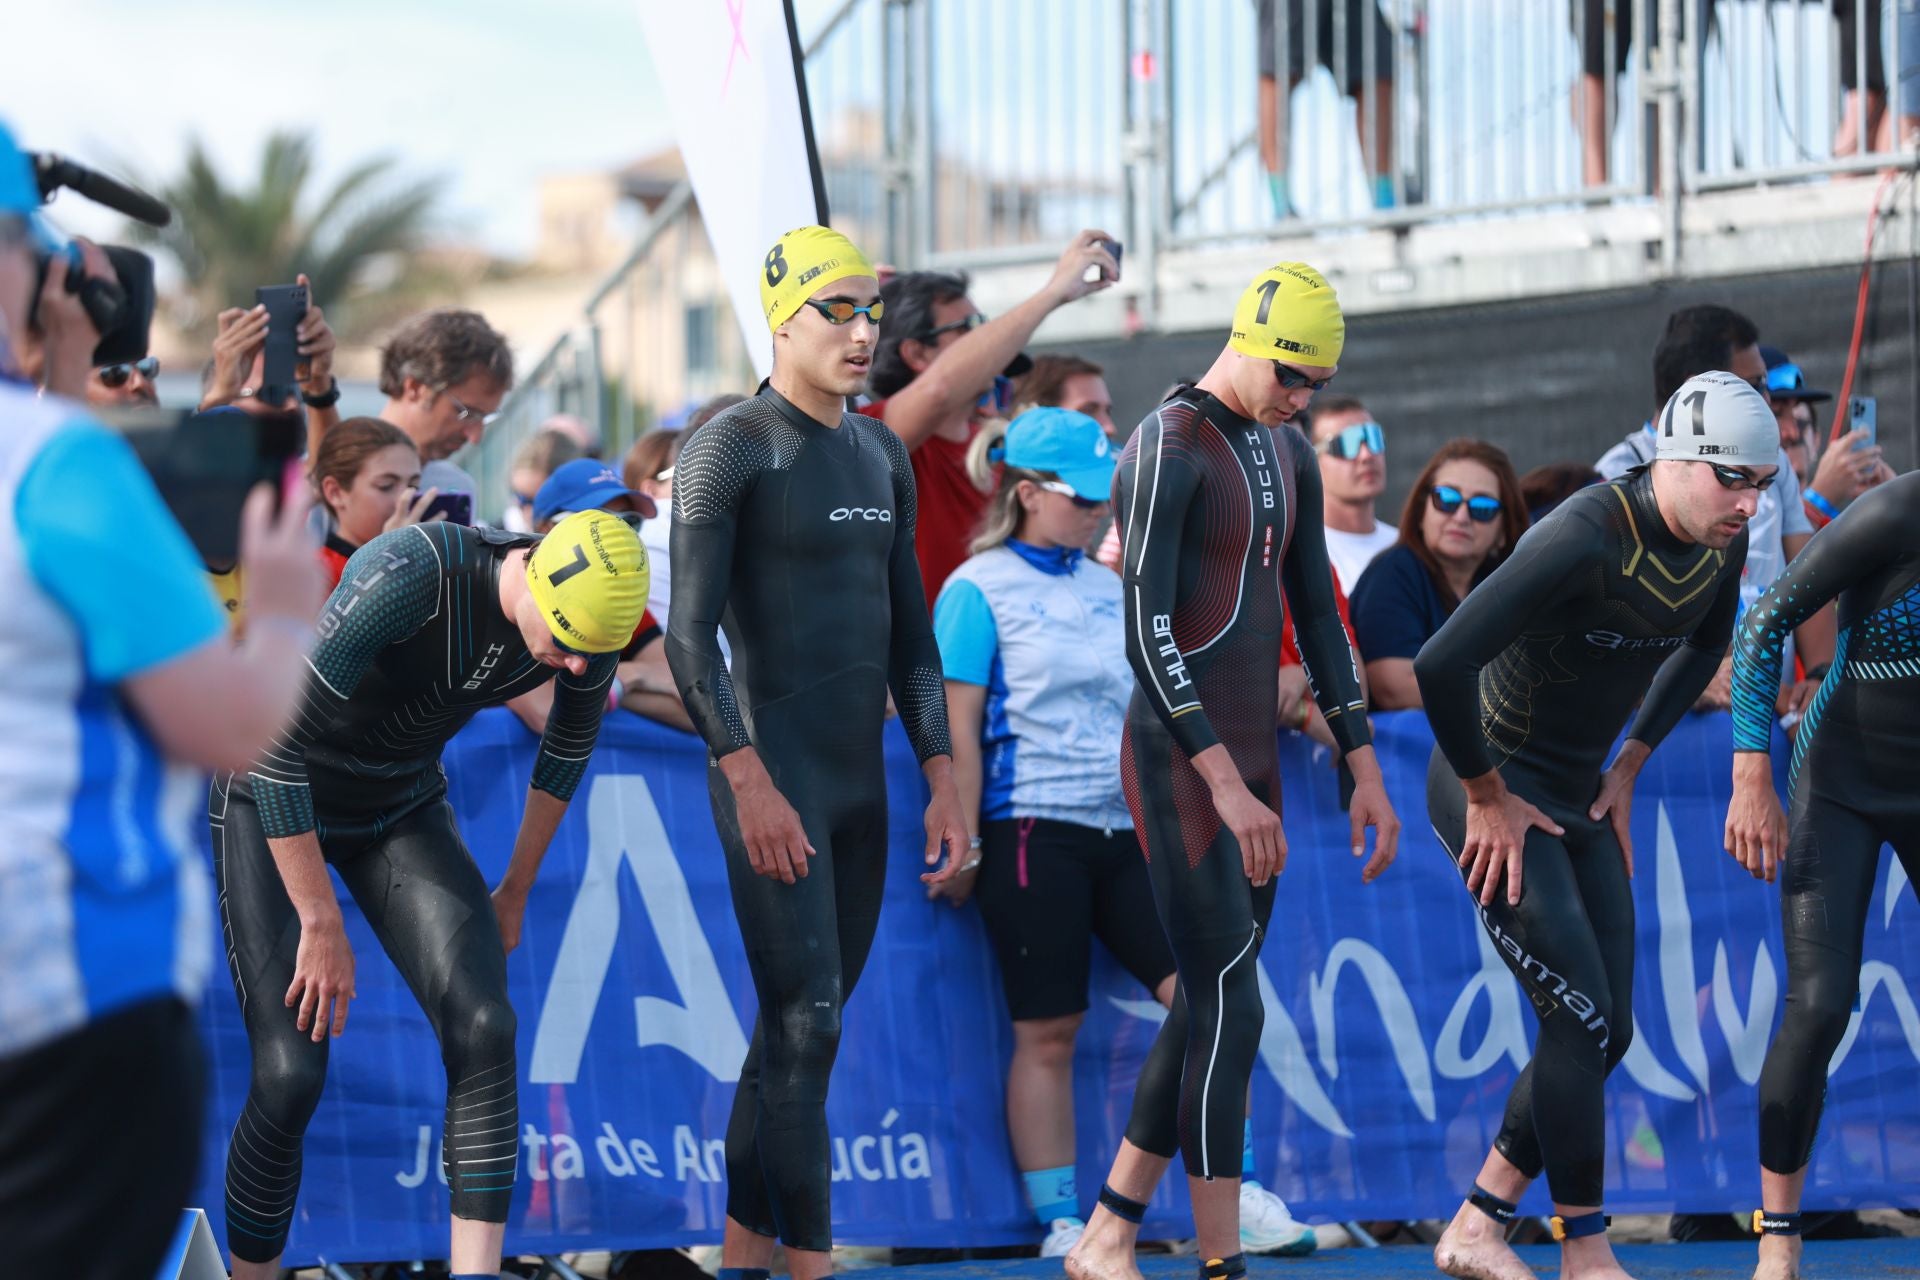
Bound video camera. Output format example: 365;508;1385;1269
25;151;166;366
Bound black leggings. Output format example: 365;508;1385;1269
1758;789;1920;1173
1427;751;1636;1207
212;779;516;1264
712;750;889;1252
1119;727;1275;1180
0;998;204;1280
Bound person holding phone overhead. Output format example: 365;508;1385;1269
212;509;648;1280
200;272;343;457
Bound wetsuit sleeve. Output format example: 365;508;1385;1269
665;415;757;759
1278;430;1370;754
1628;534;1748;752
1414;506;1608;780
533;652;619;799
1731;487;1900;750
1119;405;1217;757
879;423;954;762
247;527;443;837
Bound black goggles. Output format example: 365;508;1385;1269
97;356;160;387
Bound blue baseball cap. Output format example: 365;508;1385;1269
1002;406;1116;501
1761;345;1831;403
533;458;656;526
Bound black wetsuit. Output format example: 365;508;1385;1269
215;523;616;1263
1113;387;1369;1179
1730;472;1920;1175
665;386;950;1251
1415;469;1745;1206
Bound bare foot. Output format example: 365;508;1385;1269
1434;1201;1535;1280
1559;1234;1635;1280
1752;1233;1802;1280
1065;1218;1146;1280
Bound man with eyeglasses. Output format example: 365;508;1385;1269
667;226;969;1280
1308;394;1398;592
375;307;514;514
1595;304;1833;717
1416;370;1764;1280
864;232;1120;604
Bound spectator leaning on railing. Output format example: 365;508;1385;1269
865;231;1120;604
0;120;323;1280
1351;438;1527;710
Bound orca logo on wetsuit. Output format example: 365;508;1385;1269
830;507;893;523
1585;630;1685;653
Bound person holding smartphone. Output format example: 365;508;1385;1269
309;416;435;590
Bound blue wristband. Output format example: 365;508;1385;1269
1805;489;1840;521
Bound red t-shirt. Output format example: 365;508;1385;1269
1279;571;1356;667
864;397;991;609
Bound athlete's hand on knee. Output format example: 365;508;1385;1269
720;749;815;883
1462;774;1562;907
1725;754;1789;882
286;910;356;1042
1588;741;1648;879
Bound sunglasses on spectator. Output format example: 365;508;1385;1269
1706;462;1777;492
804;298;885;325
1429;484;1503;523
1034;479;1105;509
1316;421;1384;459
1274;362;1335;393
96;356;160;387
977;374;1015;416
920;312;985;342
447;391;497;426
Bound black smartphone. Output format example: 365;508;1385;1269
421;491;473;525
1084;238;1123;284
112;406;305;565
255;282;308;406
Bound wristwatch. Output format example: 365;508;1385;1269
301;377;341;409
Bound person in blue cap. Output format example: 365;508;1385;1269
530;456;658;533
0;119;324;1280
1761;344;1890;532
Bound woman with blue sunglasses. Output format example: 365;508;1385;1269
1351;439;1527;709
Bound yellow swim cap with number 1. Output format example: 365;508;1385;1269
526;510;650;654
760;225;876;332
1228;262;1345;370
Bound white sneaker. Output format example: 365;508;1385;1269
1240;1182;1318;1256
1041;1216;1087;1258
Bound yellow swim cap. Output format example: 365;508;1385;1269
759;224;876;332
1227;262;1345;370
525;510;650;654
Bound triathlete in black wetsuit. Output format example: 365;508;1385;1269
665;226;968;1280
215;512;646;1279
1067;263;1400;1280
1417;371;1771;1280
1724;470;1920;1278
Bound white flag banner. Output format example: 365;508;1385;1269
638;0;826;379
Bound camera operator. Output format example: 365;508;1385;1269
0;121;323;1280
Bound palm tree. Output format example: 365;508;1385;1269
128;131;447;343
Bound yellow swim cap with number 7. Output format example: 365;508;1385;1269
1228;262;1345;370
760;224;876;332
525;510;650;654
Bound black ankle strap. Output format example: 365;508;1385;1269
1098;1182;1146;1224
1752;1209;1803;1236
1199;1253;1247;1280
1550;1211;1610;1241
1468;1184;1518;1224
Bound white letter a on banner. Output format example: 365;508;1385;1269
530;774;749;1083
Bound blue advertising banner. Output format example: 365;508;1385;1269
190;709;1920;1266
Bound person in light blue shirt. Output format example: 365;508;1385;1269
0;119;322;1280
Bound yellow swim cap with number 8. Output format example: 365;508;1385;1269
760;224;876;332
525;510;650;654
1228;262;1345;370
